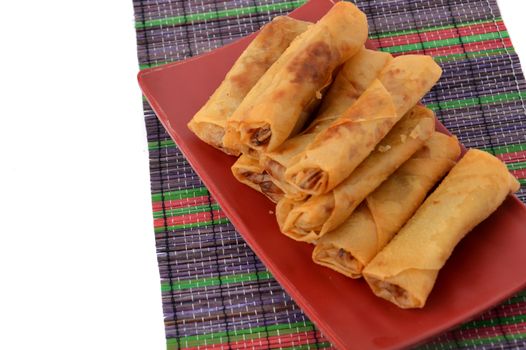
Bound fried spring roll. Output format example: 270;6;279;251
223;2;368;153
260;49;393;200
276;105;435;242
285;55;442;196
187;17;311;155
231;154;284;203
312;133;460;278
363;149;520;309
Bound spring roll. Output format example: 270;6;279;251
363;149;520;309
231;154;284;203
223;2;368;153
285;55;442;196
313;133;460;278
260;49;393;200
187;16;311;155
276;105;435;242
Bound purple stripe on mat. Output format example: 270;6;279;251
360;0;501;32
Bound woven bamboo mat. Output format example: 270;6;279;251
134;0;526;348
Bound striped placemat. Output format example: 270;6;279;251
133;0;526;348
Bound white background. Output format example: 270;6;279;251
0;1;524;349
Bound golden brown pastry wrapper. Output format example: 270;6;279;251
306;48;394;133
231;154;283;203
363;149;520;309
312;132;460;278
223;2;368;153
277;105;436;242
285;55;442;195
187;16;310;155
261;49;392;201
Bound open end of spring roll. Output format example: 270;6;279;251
312;132;461;278
187;16;310;155
261;133;317;201
224;2;368;153
285;55;442;196
311;202;374;277
277;105;436;242
231;154;284;203
366;270;438;309
363;149;520;309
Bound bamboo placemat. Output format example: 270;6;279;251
134;0;526;348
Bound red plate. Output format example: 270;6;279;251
138;0;526;348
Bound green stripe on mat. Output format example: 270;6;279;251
497;293;526;305
370;17;502;39
418;332;526;349
507;161;526;171
162;271;272;292
427;91;526;111
174;321;312;342
179;324;317;348
166;321;316;348
520;179;526;185
149;139;176;150
488;143;526;155
379;30;509;54
141;62;166;70
493;143;526;154
153;203;220;219
507;290;526;301
136;0;307;29
154;217;230;232
151;187;209;202
434;47;515;63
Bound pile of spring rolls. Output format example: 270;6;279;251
188;2;520;309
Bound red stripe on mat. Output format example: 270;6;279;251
373;21;505;48
391;38;512;57
497;151;526;163
154;210;225;227
181;331;334;350
511;169;526;179
152;196;216;212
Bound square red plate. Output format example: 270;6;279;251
138;0;526;348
